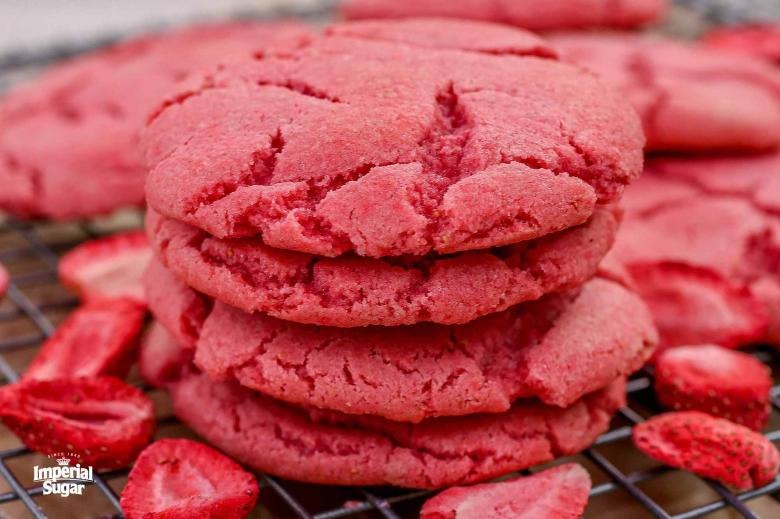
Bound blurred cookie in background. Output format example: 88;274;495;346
552;33;780;152
610;152;780;352
703;24;780;64
0;21;312;220
340;0;667;31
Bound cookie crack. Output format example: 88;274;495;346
147;73;225;126
250;129;285;185
257;80;343;104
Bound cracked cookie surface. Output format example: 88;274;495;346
340;0;666;31
610;152;780;348
145;260;655;422
0;22;312;219
141;323;626;488
143;19;643;257
147;207;617;327
552;33;780;152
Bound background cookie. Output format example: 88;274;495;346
610;154;780;349
703;24;780;65
552;33;780;152
143;19;643;258
0;22;312;220
141;322;626;489
145;259;656;422
147;207;617;327
340;0;667;31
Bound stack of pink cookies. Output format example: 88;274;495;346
139;18;658;488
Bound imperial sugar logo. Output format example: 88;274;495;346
32;453;94;497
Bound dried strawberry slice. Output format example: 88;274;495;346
59;230;151;305
0;262;7;298
0;377;154;468
627;262;768;354
655;345;772;431
120;438;258;519
634;411;780;489
24;298;146;381
420;463;591;518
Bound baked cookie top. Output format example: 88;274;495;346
143;18;644;257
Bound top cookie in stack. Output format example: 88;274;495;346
144;18;644;328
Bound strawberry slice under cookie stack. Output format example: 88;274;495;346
139;17;656;493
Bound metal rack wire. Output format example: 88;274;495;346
1;3;780;518
1;215;779;518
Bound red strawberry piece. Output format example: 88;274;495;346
120;438;259;519
59;230;151;305
655;345;772;431
0;376;154;468
627;262;768;354
23;298;146;381
0;262;8;298
633;411;780;490
420;463;591;519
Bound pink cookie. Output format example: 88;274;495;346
624;262;767;355
420;463;591;519
0;22;312;219
704;24;780;65
145;259;656;422
341;1;666;31
610;154;780;349
141;323;626;489
143;19;643;258
552;33;780;152
147;207;617;327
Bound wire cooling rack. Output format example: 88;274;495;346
1;2;780;518
1;217;780;519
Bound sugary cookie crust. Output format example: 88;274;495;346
143;19;643;257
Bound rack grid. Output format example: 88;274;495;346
1;2;780;518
